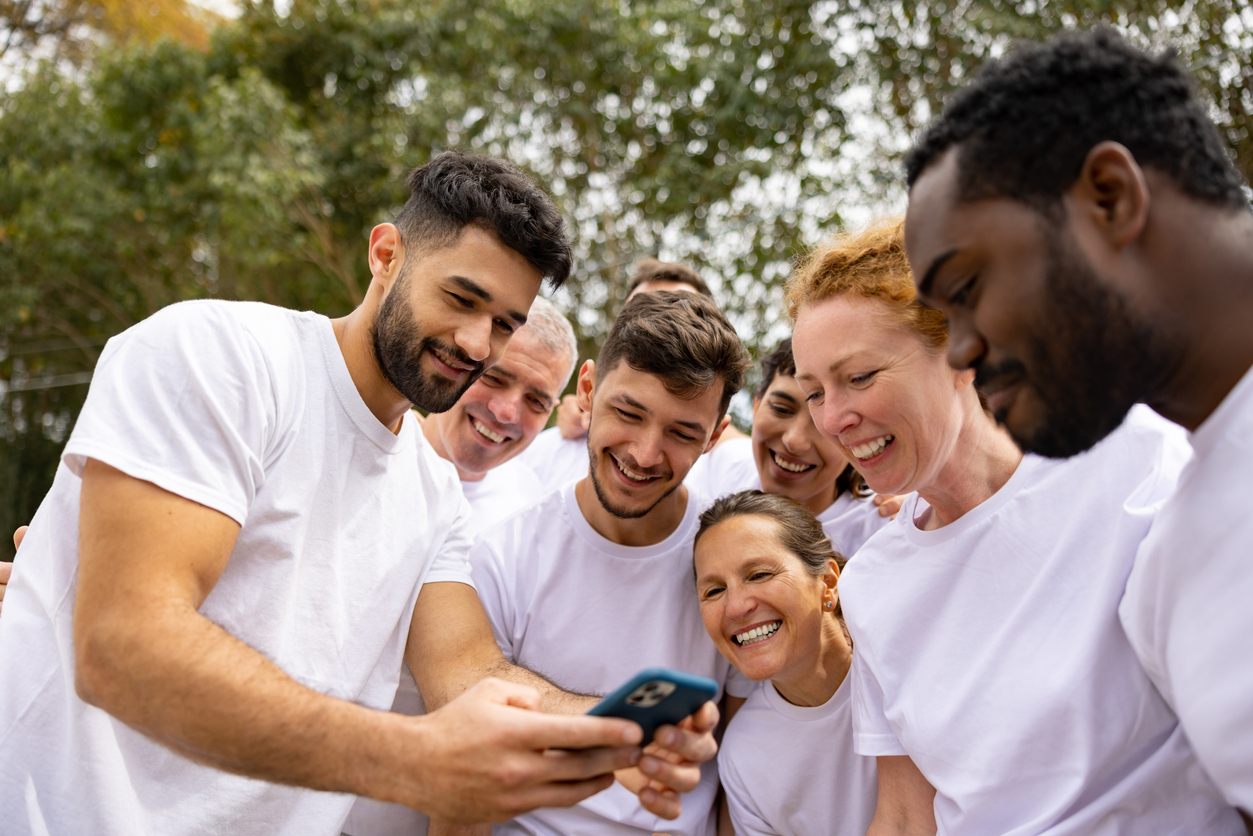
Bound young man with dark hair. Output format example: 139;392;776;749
472;291;752;836
0;152;715;835
903;28;1253;817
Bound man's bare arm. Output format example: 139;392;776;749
406;581;720;820
74;459;642;823
866;755;937;836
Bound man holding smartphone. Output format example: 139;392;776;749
472;291;754;836
0;152;716;835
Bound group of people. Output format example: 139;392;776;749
0;24;1250;836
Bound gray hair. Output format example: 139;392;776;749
521;297;579;387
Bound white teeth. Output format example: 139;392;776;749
473;420;506;443
614;455;653;482
850;435;893;460
734;621;781;646
771;451;815;473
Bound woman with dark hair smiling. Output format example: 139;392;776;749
694;490;878;836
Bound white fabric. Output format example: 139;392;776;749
516;425;588;493
473;483;752;836
718;677;877;836
344;458;545;836
0;300;475;836
843;406;1241;835
685;438;891;557
1121;366;1253;809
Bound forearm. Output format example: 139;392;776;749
76;596;416;804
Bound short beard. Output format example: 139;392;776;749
586;430;679;519
1006;221;1179;458
372;265;484;413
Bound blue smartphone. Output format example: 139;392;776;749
587;668;719;746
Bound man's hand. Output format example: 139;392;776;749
0;560;10;616
399;677;643;822
874;494;906;519
556;394;589;440
615;700;720;820
13;525;26;551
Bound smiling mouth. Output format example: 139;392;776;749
430;346;475;377
771;450;816;474
849;435;893;461
472;418;509;444
734;621;781;646
611;452;660;484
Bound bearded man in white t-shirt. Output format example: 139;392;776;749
904;29;1253;822
0;152;717;836
472;290;754;836
345;298;578;836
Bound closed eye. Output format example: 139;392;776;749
748;571;772;582
449;292;474;309
700;586;725;601
948;276;976;307
850;371;877;386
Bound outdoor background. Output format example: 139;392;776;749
2;0;1252;558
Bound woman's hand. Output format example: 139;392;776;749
874;495;906;519
616;701;721;820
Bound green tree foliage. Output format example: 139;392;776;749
1;0;1251;555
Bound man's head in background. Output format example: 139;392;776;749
423;297;577;481
625;258;714;301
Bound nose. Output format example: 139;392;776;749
780;416;812;454
487;391;521;426
455;316;494;364
810;395;857;446
945;319;985;373
629;429;666;471
725;583;756;623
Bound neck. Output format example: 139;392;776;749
800;481;842;517
1137;204;1253;430
332;302;412;434
916;405;1022;529
771;613;853;708
573;477;689;547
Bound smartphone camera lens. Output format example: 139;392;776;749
624;680;677;708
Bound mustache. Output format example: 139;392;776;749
973;356;1028;394
428;339;485;378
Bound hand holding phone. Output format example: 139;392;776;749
587;668;718;747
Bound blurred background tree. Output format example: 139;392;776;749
1;0;1251;557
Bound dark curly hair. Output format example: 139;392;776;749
905;27;1249;214
395;151;573;288
597;290;749;422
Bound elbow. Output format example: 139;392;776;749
73;615;129;711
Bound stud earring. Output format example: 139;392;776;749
825;601;834;609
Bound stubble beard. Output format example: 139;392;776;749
1006;222;1180;458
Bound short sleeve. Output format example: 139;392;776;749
468;536;517;661
423;493;477;588
718;745;778;836
850;646;907;757
63;302;276;525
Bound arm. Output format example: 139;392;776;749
866;755;936;836
406;580;719;820
74;459;642;823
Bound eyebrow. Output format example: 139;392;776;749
616;393;707;434
450;276;528;326
916;248;959;299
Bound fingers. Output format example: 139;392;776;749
473;676;543;712
0;560;8;616
538;743;641;782
13;525;26;551
639;784;683;820
874;494;905;518
512;708;642;751
638;754;703;795
556;395;589;440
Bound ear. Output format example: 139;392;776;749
822;557;841;611
575;359;596;412
368;223;406;291
1067;141;1150;249
704;414;731;454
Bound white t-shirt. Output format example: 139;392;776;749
344;458;545;836
517;425;588;493
472;483;752;836
718;677;877;836
1120;366;1253;809
686;438;891;557
843;407;1242;835
0;301;475;836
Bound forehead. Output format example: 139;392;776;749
413;225;543;316
792;294;916;378
492;329;567;391
596;361;723;423
903;149;965;270
629;279;701;299
694;513;789;574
